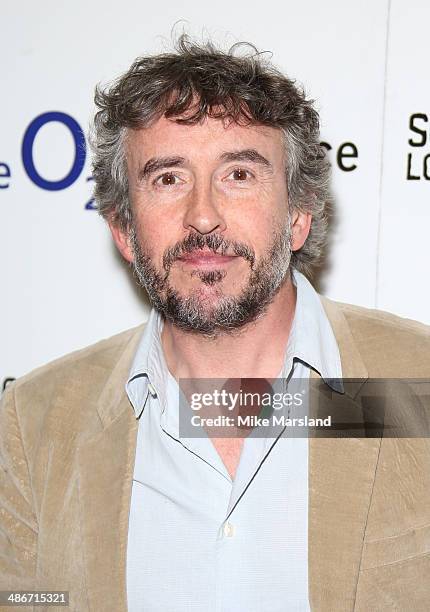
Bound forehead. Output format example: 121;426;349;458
125;114;285;165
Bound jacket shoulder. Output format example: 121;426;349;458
336;300;429;334
323;298;430;377
13;325;144;389
3;325;144;431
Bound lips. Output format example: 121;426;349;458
178;250;238;266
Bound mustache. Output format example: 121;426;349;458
162;233;256;272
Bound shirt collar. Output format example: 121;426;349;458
285;269;343;392
126;269;343;419
126;308;168;418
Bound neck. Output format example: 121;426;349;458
160;273;297;380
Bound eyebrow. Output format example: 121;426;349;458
137;148;273;182
219;149;273;169
138;156;186;181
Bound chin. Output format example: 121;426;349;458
184;285;225;305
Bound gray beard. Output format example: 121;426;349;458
129;222;292;337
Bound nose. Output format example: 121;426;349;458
183;180;227;235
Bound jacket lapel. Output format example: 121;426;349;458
308;297;381;610
77;327;142;612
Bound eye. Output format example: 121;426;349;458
226;168;254;182
154;172;181;186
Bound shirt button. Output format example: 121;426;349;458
147;383;157;398
223;522;235;538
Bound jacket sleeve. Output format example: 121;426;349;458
0;384;38;590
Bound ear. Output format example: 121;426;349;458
108;219;134;263
290;208;312;251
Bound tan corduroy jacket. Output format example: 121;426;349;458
1;297;430;611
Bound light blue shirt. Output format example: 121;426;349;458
126;270;342;612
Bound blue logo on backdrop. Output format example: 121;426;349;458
22;112;86;191
0;110;95;208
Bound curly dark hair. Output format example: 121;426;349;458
90;34;331;275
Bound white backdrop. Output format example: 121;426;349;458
1;0;429;384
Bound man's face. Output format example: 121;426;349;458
115;115;298;335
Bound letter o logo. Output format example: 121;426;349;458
22;111;86;191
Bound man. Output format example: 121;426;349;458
1;35;430;611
